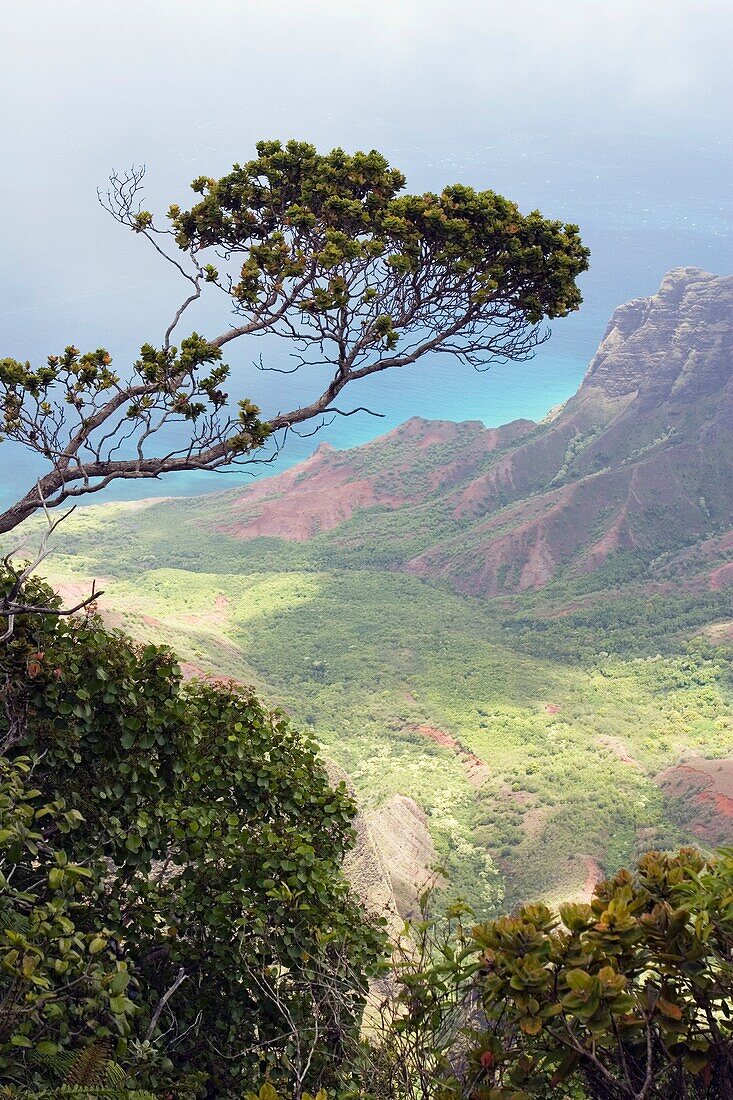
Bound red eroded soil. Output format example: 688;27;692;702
656;757;733;843
178;660;241;689
412;724;491;789
220;479;378;539
180;591;230;628
179;660;206;680
521;805;551;840
582;856;604;900
701;621;733;644
556;855;604;904
223;478;386;541
54;578;109;608
582;511;637;570
424;420;533;495
709;561;733;590
707;791;733;815
415;724;461;752
597;736;644;771
216;440;408;541
213;416;539;546
52;577;131;631
406;477;617;596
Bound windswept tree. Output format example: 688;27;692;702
0;139;588;540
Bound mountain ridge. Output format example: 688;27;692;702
30;270;733;911
200;267;733;597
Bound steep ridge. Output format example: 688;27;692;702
214;416;533;543
29;269;733;915
203;268;733;597
406;268;733;593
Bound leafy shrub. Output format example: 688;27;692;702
0;757;142;1093
0;572;385;1097
381;849;733;1098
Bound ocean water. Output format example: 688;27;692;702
2;2;732;515
1;134;731;513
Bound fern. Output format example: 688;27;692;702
0;906;29;933
28;1048;75;1085
29;1042;111;1089
100;1067;125;1090
19;1089;158;1099
22;1042;156;1099
64;1044;113;1087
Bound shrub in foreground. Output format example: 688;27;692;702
381;848;733;1099
0;573;384;1097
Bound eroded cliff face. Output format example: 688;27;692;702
205;269;733;597
583;268;733;399
325;761;439;926
214;416;531;543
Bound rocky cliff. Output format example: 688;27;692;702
205;269;733;597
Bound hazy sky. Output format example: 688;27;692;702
0;1;731;500
1;2;730;339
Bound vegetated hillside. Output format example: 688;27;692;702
45;554;733;914
31;268;733;914
200;267;733;596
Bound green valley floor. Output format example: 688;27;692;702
37;494;733;915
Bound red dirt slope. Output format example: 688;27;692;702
656;757;733;844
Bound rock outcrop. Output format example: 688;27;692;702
326;762;440;928
367;794;442;920
203;270;733;598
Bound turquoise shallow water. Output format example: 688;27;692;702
1;136;731;513
0;346;584;511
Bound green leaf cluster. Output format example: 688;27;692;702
0;572;385;1097
395;848;733;1098
170;138;589;330
0;758;141;1092
0;348;117;437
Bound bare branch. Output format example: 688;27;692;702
145;968;188;1044
1;488;103;641
1;142;588;535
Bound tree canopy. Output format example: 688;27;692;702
0;139;588;536
0;570;384;1097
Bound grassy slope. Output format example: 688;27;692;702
41;496;733;914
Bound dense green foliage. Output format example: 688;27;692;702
36;491;733;912
172;139;589;327
6;710;733;1099
0;756;144;1093
0;574;384;1097
379;848;733;1099
1;554;732;1096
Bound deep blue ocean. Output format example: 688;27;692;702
1;133;731;513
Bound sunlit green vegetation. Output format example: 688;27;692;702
39;494;733;915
